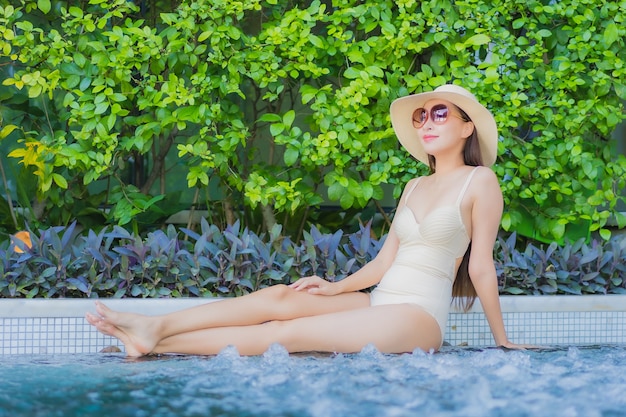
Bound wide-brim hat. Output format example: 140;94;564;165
390;84;498;166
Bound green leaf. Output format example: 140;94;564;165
614;82;626;100
366;66;384;78
65;75;80;89
537;29;552;38
598;228;611;240
339;192;354;209
484;66;499;83
512;19;525;29
360;181;374;200
603;22;619;47
68;6;83;18
379;21;396;35
110;93;127;102
74;53;87;68
38;0;51;13
283;110;296;128
270;123;284;136
551;221;565;240
52;173;68;188
28;84;42;98
309;34;323;48
465;34;490;46
343;67;361;79
259;113;282;123
198;31;212;42
615;212;626;229
0;125;18;140
501;212;511;230
503;287;525;295
107;114;116;131
227;26;240;40
59;61;83;76
96;121;107;137
327;182;343;201
94;102;109;115
300;85;317;104
284;148;299;166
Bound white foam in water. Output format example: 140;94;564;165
0;346;625;417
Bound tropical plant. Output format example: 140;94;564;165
1;222;625;299
0;220;381;298
496;232;626;295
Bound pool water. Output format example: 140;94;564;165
0;345;625;417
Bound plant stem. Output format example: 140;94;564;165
0;157;18;229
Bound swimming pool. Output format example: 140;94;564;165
1;345;624;417
2;296;626;354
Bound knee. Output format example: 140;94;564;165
262;284;293;302
258;284;303;318
261;320;296;351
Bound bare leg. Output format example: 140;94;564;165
86;284;370;356
152;303;442;355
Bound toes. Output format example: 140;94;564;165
86;312;118;337
94;301;112;318
85;312;102;326
92;321;121;338
98;322;117;337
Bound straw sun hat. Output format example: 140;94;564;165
389;84;498;166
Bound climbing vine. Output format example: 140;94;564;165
0;0;624;243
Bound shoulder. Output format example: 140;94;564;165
402;175;426;192
407;174;427;184
468;166;501;193
465;166;503;212
397;175;428;205
471;165;498;183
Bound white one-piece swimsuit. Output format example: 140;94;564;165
369;167;478;341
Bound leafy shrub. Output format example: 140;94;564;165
496;233;626;295
0;219;382;298
1;222;624;299
1;0;625;244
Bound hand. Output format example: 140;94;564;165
498;341;542;350
288;275;340;296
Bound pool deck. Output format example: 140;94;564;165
1;295;625;354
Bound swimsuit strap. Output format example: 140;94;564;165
455;166;480;205
403;177;423;206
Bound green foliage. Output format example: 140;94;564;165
0;122;21;230
0;0;624;242
1;223;624;299
496;232;626;295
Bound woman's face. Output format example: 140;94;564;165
413;99;474;160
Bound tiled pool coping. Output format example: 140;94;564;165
1;295;625;354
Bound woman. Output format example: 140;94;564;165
87;84;525;356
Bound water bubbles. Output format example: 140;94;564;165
359;343;384;357
410;346;431;357
1;346;625;417
215;344;241;361
261;342;290;366
567;345;581;361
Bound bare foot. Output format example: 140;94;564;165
85;301;161;357
85;312;144;356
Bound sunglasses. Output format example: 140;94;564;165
411;104;466;129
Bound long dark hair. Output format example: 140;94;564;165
427;105;482;312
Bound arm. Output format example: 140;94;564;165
289;226;399;295
290;178;419;295
332;227;400;293
465;168;512;347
